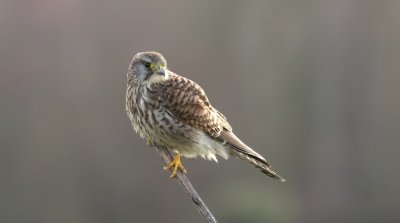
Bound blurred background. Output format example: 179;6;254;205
1;0;399;222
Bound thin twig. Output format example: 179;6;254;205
156;146;219;223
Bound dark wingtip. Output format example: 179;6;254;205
272;174;287;182
273;173;286;182
261;169;286;182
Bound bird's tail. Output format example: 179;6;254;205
232;150;286;182
217;130;286;182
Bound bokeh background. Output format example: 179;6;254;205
1;0;399;222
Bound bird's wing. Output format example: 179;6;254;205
160;73;285;180
160;73;231;137
160;73;261;159
218;130;271;167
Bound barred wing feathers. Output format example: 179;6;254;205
160;73;285;181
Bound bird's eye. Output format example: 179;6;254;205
144;62;152;68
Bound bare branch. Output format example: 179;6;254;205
156;146;219;223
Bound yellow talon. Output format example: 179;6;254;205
163;153;187;177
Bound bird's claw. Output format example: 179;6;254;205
163;154;187;177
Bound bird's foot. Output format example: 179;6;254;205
163;153;187;177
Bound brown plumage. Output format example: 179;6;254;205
126;51;285;181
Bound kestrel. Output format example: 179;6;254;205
125;51;285;182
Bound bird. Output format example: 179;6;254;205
125;51;285;182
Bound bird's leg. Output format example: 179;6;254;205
163;153;187;177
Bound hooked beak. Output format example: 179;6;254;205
157;67;166;76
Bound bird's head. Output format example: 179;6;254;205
127;51;168;85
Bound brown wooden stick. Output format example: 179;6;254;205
156;146;219;223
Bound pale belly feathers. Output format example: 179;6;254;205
127;96;229;162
